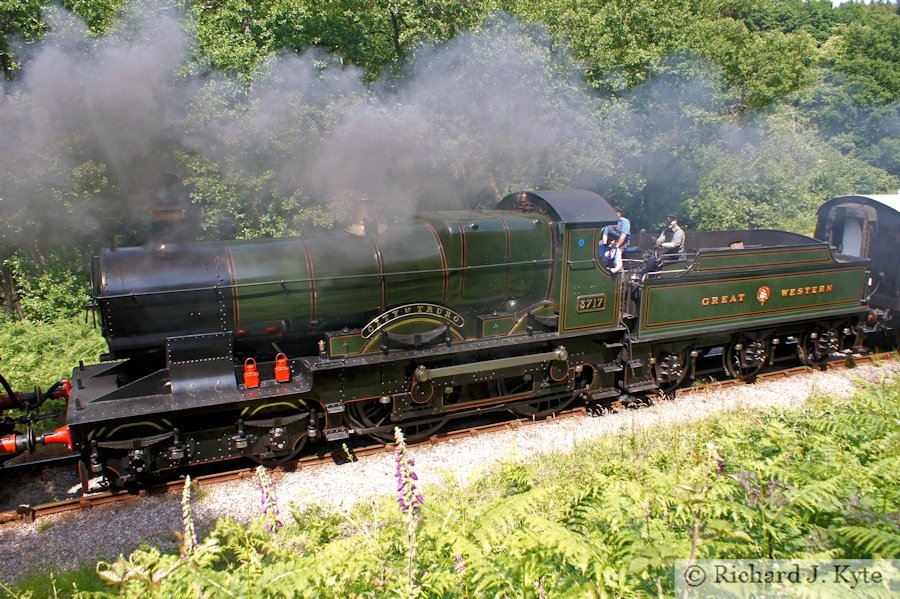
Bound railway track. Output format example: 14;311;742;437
1;351;894;526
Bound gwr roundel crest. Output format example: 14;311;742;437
756;286;771;306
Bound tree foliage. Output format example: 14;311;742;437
0;0;46;78
683;110;899;232
190;0;497;80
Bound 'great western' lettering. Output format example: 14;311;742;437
701;294;745;306
781;284;833;297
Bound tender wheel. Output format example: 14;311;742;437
723;339;768;380
654;351;689;392
798;329;839;367
345;400;447;443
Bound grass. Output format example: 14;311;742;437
0;317;106;391
0;318;106;435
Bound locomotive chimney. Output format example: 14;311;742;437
345;198;385;237
149;174;188;256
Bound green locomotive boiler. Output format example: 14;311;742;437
0;190;873;484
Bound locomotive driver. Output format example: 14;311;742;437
654;214;685;256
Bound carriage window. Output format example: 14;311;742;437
840;217;865;257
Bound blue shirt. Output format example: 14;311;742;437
603;216;631;246
600;245;623;272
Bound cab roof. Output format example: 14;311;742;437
498;190;618;228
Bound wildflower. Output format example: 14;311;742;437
537;577;547;599
394;427;424;517
180;475;198;557
394;426;424;593
256;465;284;531
454;554;466;574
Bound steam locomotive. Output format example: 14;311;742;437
1;190;896;486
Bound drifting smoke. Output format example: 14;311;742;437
0;2;637;248
193;16;630;219
0;4;196;246
4;2;890;248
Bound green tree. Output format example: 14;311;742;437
507;0;717;91
803;7;900;171
190;0;495;82
1;0;129;79
683;111;899;232
62;0;129;34
0;0;45;78
695;21;817;111
191;0;294;78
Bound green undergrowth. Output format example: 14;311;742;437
0;318;106;433
0;317;106;391
5;370;899;598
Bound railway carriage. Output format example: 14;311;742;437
814;194;900;339
0;190;887;485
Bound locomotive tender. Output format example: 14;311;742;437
0;190;888;485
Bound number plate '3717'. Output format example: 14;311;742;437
576;294;606;313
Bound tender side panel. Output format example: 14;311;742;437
691;246;831;272
638;265;868;339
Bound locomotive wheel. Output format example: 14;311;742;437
94;420;172;487
508;393;576;418
504;371;574;418
243;401;312;467
505;361;574;418
249;434;308;467
723;340;768;381
345;400;447;443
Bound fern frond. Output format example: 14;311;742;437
836;525;900;557
784;475;847;513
